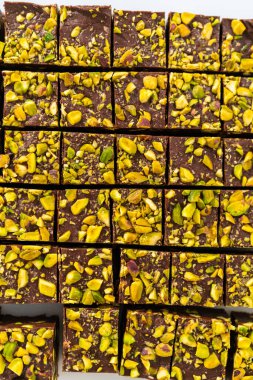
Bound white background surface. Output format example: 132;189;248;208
1;0;253;379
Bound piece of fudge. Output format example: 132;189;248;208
222;18;253;73
0;12;4;61
1;130;60;184
168;12;220;71
111;188;162;245
222;76;253;133
62;133;115;185
169;136;223;186
0;245;57;303
171;253;224;307
60;248;114;305
113;10;166;68
113;72;167;129
171;316;231;380
233;319;253;379
120;310;177;379
165;189;219;247
224;139;253;186
4;2;57;64
168;72;221;131
58;189;110;243
119;249;170;304
226;255;253;307
63;307;118;373
0;318;57;379
59;6;111;67
117;135;168;185
0;188;55;241
60;72;113;128
220;190;253;247
3;71;58;127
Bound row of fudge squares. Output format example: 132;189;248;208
2;132;253;187
3;71;253;133
1;2;253;74
0;187;253;247
1;244;253;309
63;307;251;380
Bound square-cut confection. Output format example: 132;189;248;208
171;316;231;380
222;76;253;133
168;72;221;131
62;133;115;185
58;189;110;243
169;136;223;186
60;248;114;305
3;71;58;127
220;190;253;247
0;245;57;303
0;319;57;379
113;10;166;68
171;252;224;307
165;189;219;247
233;320;253;378
63;307;118;373
111;188;162;245
226;255;253;307
1;130;60;184
224;139;253;187
222;18;253;73
168;12;220;71
113;72;167;129
4;2;57;64
59;6;111;67
120;310;177;379
119;249;170;304
117;135;168;185
0;188;55;241
60;72;113;128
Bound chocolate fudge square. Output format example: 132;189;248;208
58;189;110;243
120;310;177;379
233;320;253;378
111;188;162;245
3;71;58;127
220;190;253;247
0;245;57;303
168;72;221;131
222;76;253;133
63;307;119;373
113;72;167;129
1;130;60;184
168;12;220;71
224;139;253;186
4;2;57;64
222;18;253;73
171;253;224;307
169;136;223;186
226;255;253;307
119;249;170;304
113;10;166;68
0;319;57;379
117;135;168;185
171;316;231;380
62;133;115;185
165;189;219;247
0;188;55;241
0;12;3;61
59;6;111;67
60;72;113;128
60;248;114;305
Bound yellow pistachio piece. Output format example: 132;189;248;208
231;19;246;35
179;167;194;183
119;137;137;155
8;358;23;376
181;12;195;24
86;226;103;243
177;24;191;37
67;110;82;125
38;278;56;298
143;76;158;90
71;198;89;215
204;353;220;369
130;280;143;302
